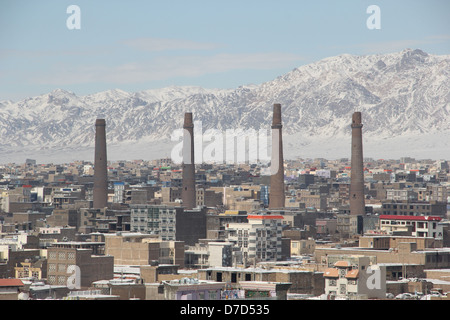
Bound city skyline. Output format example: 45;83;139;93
1;0;450;308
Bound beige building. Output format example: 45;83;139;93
15;259;47;280
291;238;315;255
196;188;223;208
47;242;114;289
359;234;442;250
323;255;386;299
297;190;327;210
197;266;324;296
315;242;450;272
104;232;185;268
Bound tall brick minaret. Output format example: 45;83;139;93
269;104;285;209
182;112;196;209
350;112;365;216
93;119;108;209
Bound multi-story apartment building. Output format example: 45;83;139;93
416;185;448;202
104;232;185;267
113;182;125;203
79;207;113;233
381;200;447;218
130;204;207;245
196;188;222;208
379;215;443;239
386;189;418;201
226;214;283;264
130;204;182;240
47;242;113;289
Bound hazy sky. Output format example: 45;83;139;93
0;0;449;101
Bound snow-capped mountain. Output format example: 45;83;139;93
0;48;449;164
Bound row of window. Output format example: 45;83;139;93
48;251;76;260
384;204;429;210
48;263;70;272
381;220;438;229
48;275;69;285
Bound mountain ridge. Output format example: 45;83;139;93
0;48;449;163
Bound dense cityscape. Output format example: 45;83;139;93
0;107;449;302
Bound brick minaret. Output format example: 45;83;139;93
350;112;365;216
182;112;196;209
93;119;108;208
269;104;285;209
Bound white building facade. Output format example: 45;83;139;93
226;214;283;265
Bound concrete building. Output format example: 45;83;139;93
196;187;223;208
92;278;146;300
336;214;363;237
185;241;236;269
359;234;442;250
176;207;207;246
162;278;225;300
379;215;444;238
104;232;185;268
238;281;292;300
130;204;206;246
79;207;113;233
197;266;323;296
315;242;450;272
226;214;283;264
381;200;447;218
0;279;25;300
386;189;418;201
46;209;80;229
130;204;182;240
291;238;315;255
47;241;114;289
316;218;337;237
160;187;182;204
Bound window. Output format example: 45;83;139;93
209;291;217;300
339;284;346;294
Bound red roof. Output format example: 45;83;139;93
247;215;284;220
0;279;24;287
323;268;339;278
380;215;442;222
334;261;351;268
345;269;359;279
